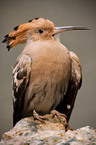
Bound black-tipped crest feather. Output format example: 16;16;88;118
6;45;10;51
2;38;7;43
28;17;40;22
4;34;9;38
14;25;19;31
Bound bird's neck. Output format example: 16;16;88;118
26;35;60;45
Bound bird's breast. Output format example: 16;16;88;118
23;40;71;115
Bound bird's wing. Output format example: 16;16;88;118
12;54;31;126
56;51;82;122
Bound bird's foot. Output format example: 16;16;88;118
33;110;48;124
51;110;72;131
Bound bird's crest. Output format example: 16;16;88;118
2;17;54;51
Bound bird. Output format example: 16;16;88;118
2;17;89;128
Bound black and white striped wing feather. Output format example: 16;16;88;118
12;54;31;126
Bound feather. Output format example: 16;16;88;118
56;51;82;122
12;54;31;126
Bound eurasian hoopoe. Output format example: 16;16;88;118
2;17;89;129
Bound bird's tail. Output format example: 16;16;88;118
2;17;40;51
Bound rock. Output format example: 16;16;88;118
0;114;96;145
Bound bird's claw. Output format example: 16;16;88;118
33;110;48;124
51;110;72;131
51;110;67;121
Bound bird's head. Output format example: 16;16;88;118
26;18;55;41
2;17;90;51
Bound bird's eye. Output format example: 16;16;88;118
39;29;44;34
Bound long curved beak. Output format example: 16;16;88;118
54;26;90;35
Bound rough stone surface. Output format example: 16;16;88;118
0;114;96;145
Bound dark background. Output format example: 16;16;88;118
0;0;96;138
